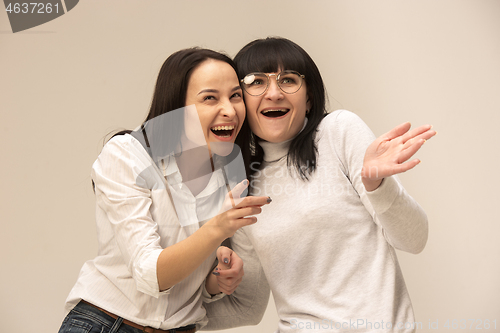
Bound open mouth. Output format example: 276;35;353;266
261;109;290;118
210;125;235;138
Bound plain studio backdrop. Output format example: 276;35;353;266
1;1;499;332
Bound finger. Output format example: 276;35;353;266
228;253;243;271
219;279;243;295
381;122;411;141
212;266;232;279
228;276;244;293
216;262;244;279
217;275;243;293
215;279;232;294
406;129;436;145
219;285;236;295
228;179;250;207
215;275;233;287
217;285;233;295
235;196;271;209
234;216;258;228
216;247;232;268
216;261;230;272
391;159;421;175
229;179;249;200
401;125;433;144
221;180;250;211
400;139;426;162
215;269;237;279
402;136;429;150
215;276;236;291
227;206;262;221
221;250;244;277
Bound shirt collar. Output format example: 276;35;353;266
161;155;183;185
161;155;227;198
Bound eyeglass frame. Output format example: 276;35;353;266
240;70;306;96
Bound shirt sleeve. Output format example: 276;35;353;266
328;110;428;254
200;228;270;330
201;282;226;304
91;135;170;297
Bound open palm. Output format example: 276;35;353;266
362;122;436;191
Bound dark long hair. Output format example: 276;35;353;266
95;48;237;190
234;37;328;181
147;48;237;120
111;48;237;154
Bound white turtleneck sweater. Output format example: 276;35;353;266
202;110;428;333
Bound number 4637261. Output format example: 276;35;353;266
6;3;60;14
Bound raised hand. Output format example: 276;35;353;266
361;122;436;191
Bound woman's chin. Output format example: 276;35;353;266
209;141;235;157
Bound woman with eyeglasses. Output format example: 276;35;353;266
57;48;272;333
202;37;436;332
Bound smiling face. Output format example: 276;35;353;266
183;59;245;156
243;69;310;143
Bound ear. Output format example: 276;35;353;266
306;96;312;112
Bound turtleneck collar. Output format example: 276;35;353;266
258;117;308;163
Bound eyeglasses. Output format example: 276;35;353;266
240;70;305;96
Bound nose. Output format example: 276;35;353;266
220;99;237;118
264;75;284;100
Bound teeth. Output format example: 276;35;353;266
211;125;235;131
262;109;288;114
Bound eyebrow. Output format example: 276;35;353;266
197;86;242;96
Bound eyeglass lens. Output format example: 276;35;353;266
242;71;303;96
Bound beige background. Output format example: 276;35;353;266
1;1;499;332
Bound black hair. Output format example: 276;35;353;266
234;37;328;182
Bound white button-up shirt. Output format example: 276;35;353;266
64;134;228;330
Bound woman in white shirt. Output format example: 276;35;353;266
58;48;271;333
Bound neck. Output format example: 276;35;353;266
259;117;308;163
259;139;292;163
175;145;213;183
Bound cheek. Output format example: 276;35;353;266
183;106;207;145
236;101;246;120
243;97;259;123
198;114;213;139
246;110;259;130
243;94;259;112
296;90;309;110
234;103;246;135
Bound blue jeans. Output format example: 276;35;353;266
59;301;196;333
58;301;145;333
